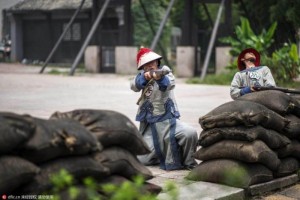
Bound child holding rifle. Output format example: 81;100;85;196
130;47;198;170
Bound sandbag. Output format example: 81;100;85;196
19;118;102;163
274;157;299;178
50;109;150;155
0;156;40;193
284;114;300;139
289;94;300;117
194;140;280;171
277;140;300;159
0;112;35;154
186;159;273;189
199;100;289;133
237;90;296;115
94;147;153;181
199;126;290;149
91;129;150;156
18;155;110;194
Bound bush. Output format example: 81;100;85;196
217;17;300;85
219;17;277;71
186;71;236;85
264;43;300;83
47;169;178;200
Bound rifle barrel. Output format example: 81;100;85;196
250;86;300;94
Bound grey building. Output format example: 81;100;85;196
0;0;21;40
6;0;133;73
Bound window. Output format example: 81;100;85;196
102;46;115;68
63;23;81;41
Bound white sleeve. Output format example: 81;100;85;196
230;72;242;100
263;66;276;87
130;75;141;92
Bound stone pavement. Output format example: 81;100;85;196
0;63;300;199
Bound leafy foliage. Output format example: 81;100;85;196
219;17;277;58
218;17;300;84
187;18;300;85
218;17;277;72
47;169;178;200
234;0;298;48
131;0;172;52
50;169;74;193
101;176;156;200
264;43;300;82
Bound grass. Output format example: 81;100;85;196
186;72;236;86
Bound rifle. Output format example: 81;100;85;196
136;69;172;105
252;86;300;94
149;69;172;77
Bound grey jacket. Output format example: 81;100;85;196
130;65;180;123
230;66;276;99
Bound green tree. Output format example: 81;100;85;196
233;0;299;48
131;0;172;53
219;17;300;84
265;43;300;83
219;17;277;70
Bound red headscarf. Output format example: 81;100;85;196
237;48;260;71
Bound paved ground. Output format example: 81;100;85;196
1;63;300;199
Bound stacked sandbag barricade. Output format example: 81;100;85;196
0;109;161;198
186;90;300;191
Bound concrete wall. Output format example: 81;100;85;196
10;14;23;62
115;46;137;75
0;0;21;39
176;46;195;78
215;46;232;74
84;46;100;73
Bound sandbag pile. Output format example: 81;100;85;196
0;109;161;197
186;90;300;189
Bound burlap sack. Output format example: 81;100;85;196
199;126;290;149
194;140;280;171
199;100;289;132
274;157;299;178
50;109;150;155
0;112;35;154
238;90;296;115
19;155;110;194
289;94;300;117
186;159;273;188
277;140;300;159
284;114;300;139
94;147;153;181
0;156;40;193
19;118;102;163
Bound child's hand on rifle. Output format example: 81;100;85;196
144;69;171;81
144;71;162;80
144;71;153;80
251;86;259;92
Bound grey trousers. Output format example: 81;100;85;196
137;118;198;169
